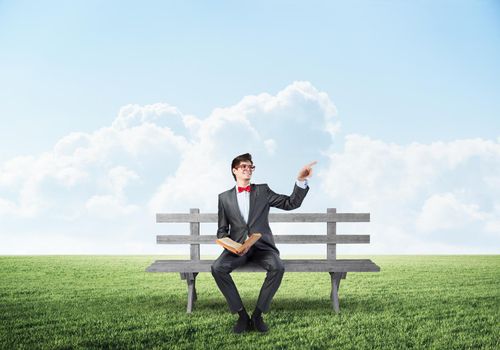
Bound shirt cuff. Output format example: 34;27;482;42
296;179;308;189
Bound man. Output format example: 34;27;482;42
211;153;316;333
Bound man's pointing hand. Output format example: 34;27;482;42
297;161;317;181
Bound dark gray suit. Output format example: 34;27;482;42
211;182;309;313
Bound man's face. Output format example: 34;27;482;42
233;161;254;181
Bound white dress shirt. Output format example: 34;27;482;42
235;179;308;224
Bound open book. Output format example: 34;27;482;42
216;233;262;254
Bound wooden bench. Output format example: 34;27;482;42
146;208;380;313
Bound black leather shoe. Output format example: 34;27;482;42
251;314;269;333
233;314;252;334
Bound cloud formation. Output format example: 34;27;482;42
321;134;500;253
0;82;338;254
0;81;498;254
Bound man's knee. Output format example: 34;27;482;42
211;263;230;275
210;264;220;275
269;260;285;274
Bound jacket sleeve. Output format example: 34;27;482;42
266;183;309;210
216;194;230;238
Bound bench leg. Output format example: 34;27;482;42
192;272;198;302
193;277;198;302
329;272;347;313
180;272;198;313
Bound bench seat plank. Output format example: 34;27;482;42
146;259;380;273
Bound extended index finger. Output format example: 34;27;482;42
307;160;318;167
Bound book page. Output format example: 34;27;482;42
216;233;262;254
218;237;242;250
241;233;262;250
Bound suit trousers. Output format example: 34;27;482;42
211;246;285;314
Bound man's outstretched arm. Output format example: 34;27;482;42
267;181;309;210
267;161;317;210
216;194;230;238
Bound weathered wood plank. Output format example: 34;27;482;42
330;272;342;313
186;273;196;313
190;209;200;261
146;259;381;273
156;212;370;223
327;208;337;260
156;234;370;244
270;213;370;223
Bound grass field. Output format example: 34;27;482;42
1;255;498;349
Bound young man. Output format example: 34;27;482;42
211;153;316;333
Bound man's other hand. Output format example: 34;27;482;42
237;246;251;256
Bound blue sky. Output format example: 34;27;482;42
1;0;499;159
0;1;499;254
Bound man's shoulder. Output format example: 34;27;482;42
253;183;268;190
219;188;233;197
219;186;237;197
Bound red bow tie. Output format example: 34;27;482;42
237;185;251;193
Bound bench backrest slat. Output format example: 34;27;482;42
156;234;370;244
156;212;370;223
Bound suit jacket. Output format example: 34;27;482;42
217;183;310;254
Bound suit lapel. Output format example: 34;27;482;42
248;184;257;227
228;187;246;225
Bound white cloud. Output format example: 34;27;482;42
0;81;339;254
1;82;499;254
111;103;182;130
105;166;140;195
83;166;141;219
416;192;485;232
147;81;338;214
85;195;139;218
0;105;192;219
264;139;277;155
320;134;500;253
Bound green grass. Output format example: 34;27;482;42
1;255;499;349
